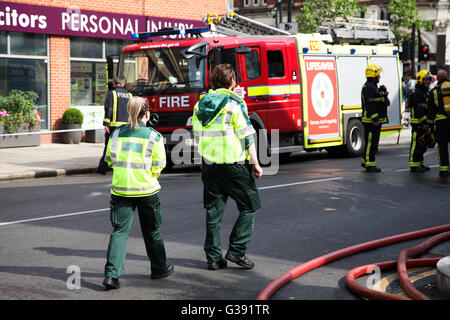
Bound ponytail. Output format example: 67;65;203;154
127;96;149;130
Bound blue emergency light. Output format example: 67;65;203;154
131;27;210;40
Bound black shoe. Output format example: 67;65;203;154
365;166;381;173
410;167;426;173
103;277;120;290
439;171;449;177
225;253;254;269
151;264;174;279
207;257;228;270
421;166;431;171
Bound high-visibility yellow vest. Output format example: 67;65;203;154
192;89;256;164
103;90;132;127
432;82;450;121
105;123;166;197
441;81;450;115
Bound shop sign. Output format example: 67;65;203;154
0;1;206;40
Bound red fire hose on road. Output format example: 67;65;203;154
396;231;450;300
256;224;450;300
345;258;440;300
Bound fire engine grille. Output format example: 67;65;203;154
151;111;193;128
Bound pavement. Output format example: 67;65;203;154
0;128;411;182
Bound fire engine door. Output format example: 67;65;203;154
236;46;269;126
266;43;299;133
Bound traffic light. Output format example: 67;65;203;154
419;44;430;61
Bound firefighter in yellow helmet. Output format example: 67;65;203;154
361;64;390;172
408;69;433;173
103;96;173;290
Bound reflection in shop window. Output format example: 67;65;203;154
0;31;6;54
70;38;102;59
105;39;133;57
70;61;107;106
0;58;49;129
10;33;47;56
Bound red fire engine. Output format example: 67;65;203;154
108;13;402;167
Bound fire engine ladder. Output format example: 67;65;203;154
203;12;292;36
316;17;395;44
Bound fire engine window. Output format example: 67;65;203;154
268;50;285;78
245;49;260;80
121;46;206;95
221;49;241;82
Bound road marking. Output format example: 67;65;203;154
0;177;344;227
259;177;344;190
395;164;439;172
0;208;108;227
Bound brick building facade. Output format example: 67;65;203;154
0;0;226;143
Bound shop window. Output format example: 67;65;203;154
70;61;108;106
70;37;102;59
0;32;49;130
0;31;6;54
10;33;47;56
70;38;133;108
268;50;285;78
105;39;133;57
0;58;49;129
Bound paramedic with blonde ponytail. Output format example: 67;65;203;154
102;96;173;290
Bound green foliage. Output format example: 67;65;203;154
387;0;433;42
295;0;432;44
0;90;42;134
296;0;364;33
3;90;38;115
62;108;84;125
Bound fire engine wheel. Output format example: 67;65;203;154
345;119;364;157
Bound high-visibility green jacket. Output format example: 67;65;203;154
103;87;132;127
192;89;255;164
105;122;166;197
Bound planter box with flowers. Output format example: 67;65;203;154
0;90;44;149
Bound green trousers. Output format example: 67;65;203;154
104;193;167;279
201;163;261;263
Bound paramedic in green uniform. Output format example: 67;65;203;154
192;64;263;270
103;96;173;290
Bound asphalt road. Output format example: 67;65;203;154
0;144;449;304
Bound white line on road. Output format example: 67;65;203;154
395;164;439;172
259;177;344;190
0;208;108;227
0;177;344;227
